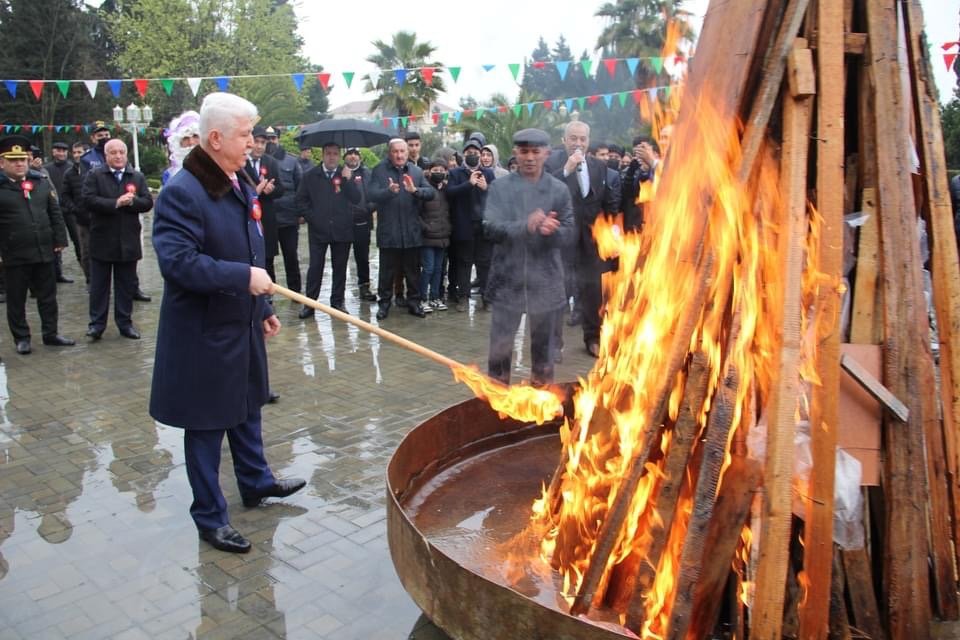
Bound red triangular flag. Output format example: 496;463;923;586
74;125;81;132
134;78;148;97
498;105;508;113
432;113;440;124
587;94;601;105
533;61;546;69
945;52;958;72
29;81;43;100
422;67;435;85
317;73;331;90
382;118;391;128
603;58;618;77
632;89;644;104
543;100;553;110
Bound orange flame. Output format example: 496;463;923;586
450;363;564;425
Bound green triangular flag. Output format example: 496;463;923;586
448;66;461;82
161;78;175;95
440;112;449;124
512;104;521;117
508;63;520;81
342;71;355;88
650;57;663;74
663;86;671;98
55;80;69;98
13;125;20;132
400;116;409;128
618;91;628;107
580;59;593;77
576;96;586;111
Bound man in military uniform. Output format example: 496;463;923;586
79;121;111;172
0;135;75;354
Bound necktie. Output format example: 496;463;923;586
115;170;123;183
252;160;259;176
326;170;334;180
579;165;589;198
230;176;244;200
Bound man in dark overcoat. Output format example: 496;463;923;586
81;138;153;340
294;142;362;318
244;126;284;286
484;128;574;385
150;92;305;554
0;135;74;354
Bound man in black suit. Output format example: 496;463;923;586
545;120;620;358
244;126;284;284
81;139;153;340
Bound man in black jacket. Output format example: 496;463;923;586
343;147;377;301
43;141;79;284
244;126;284;284
81;139;154;340
294;142;362;317
59;142;90;284
0;136;74;354
545;120;621;358
265;129;303;295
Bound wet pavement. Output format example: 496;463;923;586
0;214;598;639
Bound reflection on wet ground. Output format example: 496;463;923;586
0;216;597;639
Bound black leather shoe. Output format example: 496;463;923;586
242;477;306;508
408;303;426;318
376;305;389;320
298;306;315;319
15;340;31;355
85;328;103;340
198;525;251;553
331;304;347;314
586;342;600;358
268;391;280;403
133;290;152;302
119;327;141;340
42;335;75;346
56;275;74;284
567;311;582;326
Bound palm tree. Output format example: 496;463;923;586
450;91;565;158
363;31;446;127
595;0;695;59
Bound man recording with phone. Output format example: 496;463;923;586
447;138;496;311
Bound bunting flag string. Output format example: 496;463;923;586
0;84;677;136
943;41;959;72
0;55;685;102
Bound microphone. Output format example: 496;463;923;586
574;146;583;172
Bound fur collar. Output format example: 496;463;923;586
182;146;256;200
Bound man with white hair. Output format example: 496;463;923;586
81;138;153;340
149;93;305;554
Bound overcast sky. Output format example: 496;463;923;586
295;0;958;108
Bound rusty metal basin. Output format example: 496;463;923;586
386;392;631;640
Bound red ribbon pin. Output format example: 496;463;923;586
21;180;33;200
333;176;341;194
125;183;136;194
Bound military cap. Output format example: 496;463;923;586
0;135;31;159
51;141;70;150
463;138;482;152
264;126;278;137
252;125;269;139
513;128;551;147
92;121;110;134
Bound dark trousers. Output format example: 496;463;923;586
183;408;275;531
63;214;81;268
453;226;491;303
5;261;58;341
75;224;91;282
378;247;420;306
276;224;302;293
352;223;371;287
89;258;136;331
488;306;558;386
305;239;350;307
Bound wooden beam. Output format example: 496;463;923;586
850;188;882;344
844;33;868;54
750;54;813;640
865;0;933;635
902;0;960;613
840;353;909;422
842;547;887;640
829;546;853;640
799;0;845;636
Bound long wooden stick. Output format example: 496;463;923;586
272;285;460;369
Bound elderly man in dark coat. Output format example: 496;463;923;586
367;138;435;319
0;135;74;355
484;128;574;385
294;142;362;318
150;92;305;554
81;138;153;340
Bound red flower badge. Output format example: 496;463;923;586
333;176;341;194
21;180;33;200
259;166;268;178
125;183;137;195
250;198;262;221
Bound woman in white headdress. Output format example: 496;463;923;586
161;110;200;185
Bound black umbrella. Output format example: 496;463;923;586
295;118;398;149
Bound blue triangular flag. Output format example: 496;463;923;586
482;64;495;72
4;125;10;133
215;76;230;91
526;102;535;115
454;111;463;123
564;98;574;113
394;69;407;87
83;125;90;133
3;81;16;98
556;60;571;81
31;125;40;134
391;117;399;129
626;58;640;76
55;125;63;133
107;80;122;98
291;73;304;91
603;94;613;109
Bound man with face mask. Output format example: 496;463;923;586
446;138;496;312
265;127;303;296
343;148;377;302
79;122;112;172
419;161;451;310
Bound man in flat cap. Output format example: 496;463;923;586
0;135;74;355
483;128;574;385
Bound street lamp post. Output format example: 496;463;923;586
112;103;153;172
